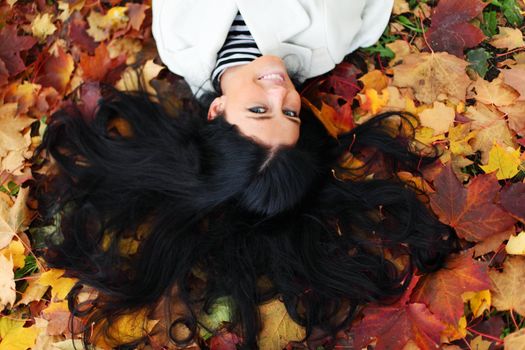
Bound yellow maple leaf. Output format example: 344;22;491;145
448;123;476;156
462;290;491;318
358;88;389;114
258;299;305;350
480;142;521;180
414;126;445;146
359;70;389;92
37;268;78;300
470;75;518;107
0;239;25;269
94;308;158;349
31;13;57;42
506;231;525;255
0;319;39;350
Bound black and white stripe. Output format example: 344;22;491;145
211;12;262;92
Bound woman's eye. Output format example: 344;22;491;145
283;110;299;118
249;106;267;114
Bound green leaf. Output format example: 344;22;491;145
491;0;524;27
395;15;424;33
481;11;498;37
14;255;38;279
467;48;491;78
197;296;233;340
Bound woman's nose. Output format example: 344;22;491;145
267;85;289;105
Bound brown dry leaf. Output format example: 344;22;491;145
392;52;471;104
418;101;456;135
16;277;49;305
107;37;142;65
393;0;410;14
31;13;57;42
489;256;525;316
0;186;31;250
387;40;412;66
0;103;35;175
502;66;525;101
0;254;15;310
473;227;513;257
490;27;525;50
499;102;525;136
505;328;525;350
116;59;164;96
471;119;516;164
465;102;505;129
470;336;492;350
258;299;305;350
470;76;519;107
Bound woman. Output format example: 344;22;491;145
31;82;458;349
151;0;395;148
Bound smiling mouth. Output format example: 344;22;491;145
258;73;285;82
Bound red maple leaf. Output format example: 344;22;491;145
34;46;75;94
426;0;488;57
69;12;98;55
353;276;446;350
0;24;37;77
79;42;127;83
429;165;516;242
501;183;525;224
410;252;490;325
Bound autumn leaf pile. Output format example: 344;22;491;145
0;0;524;349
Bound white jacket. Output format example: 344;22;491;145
152;0;394;96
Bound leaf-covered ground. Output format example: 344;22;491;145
0;0;524;349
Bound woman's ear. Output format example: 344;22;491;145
207;96;225;121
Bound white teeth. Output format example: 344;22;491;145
259;74;284;81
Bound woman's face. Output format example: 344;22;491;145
207;56;301;148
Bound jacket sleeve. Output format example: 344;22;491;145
324;0;394;63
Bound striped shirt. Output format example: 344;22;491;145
211;12;262;93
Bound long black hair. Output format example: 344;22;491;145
30;81;458;349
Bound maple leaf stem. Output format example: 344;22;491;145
496;47;525;57
466;327;504;344
461;337;474;350
418;15;434;54
510;309;520;330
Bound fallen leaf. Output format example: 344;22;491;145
470;336;492;350
37;268;77;300
34;45;75;94
0;318;39;350
0;25;37;78
353;276;446;350
489;256;525;316
359;70;389;92
426;0;487;57
429;165;516;242
502;66;525;101
31;13;57;42
500;183;525;223
471;119;516;164
490;27;525;50
479;142;521;180
0;186;31;250
258;299;305;350
470;76;519;107
0;238;25;269
462;289;491;318
411;252;490;325
94;308;158;348
506;231;525;255
504;328;525;350
418;101;456;135
0;254;15;310
115;59;163;95
392;52;471;104
79;42;127;83
387;40;412;66
499;101;525;136
448;123;476;156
